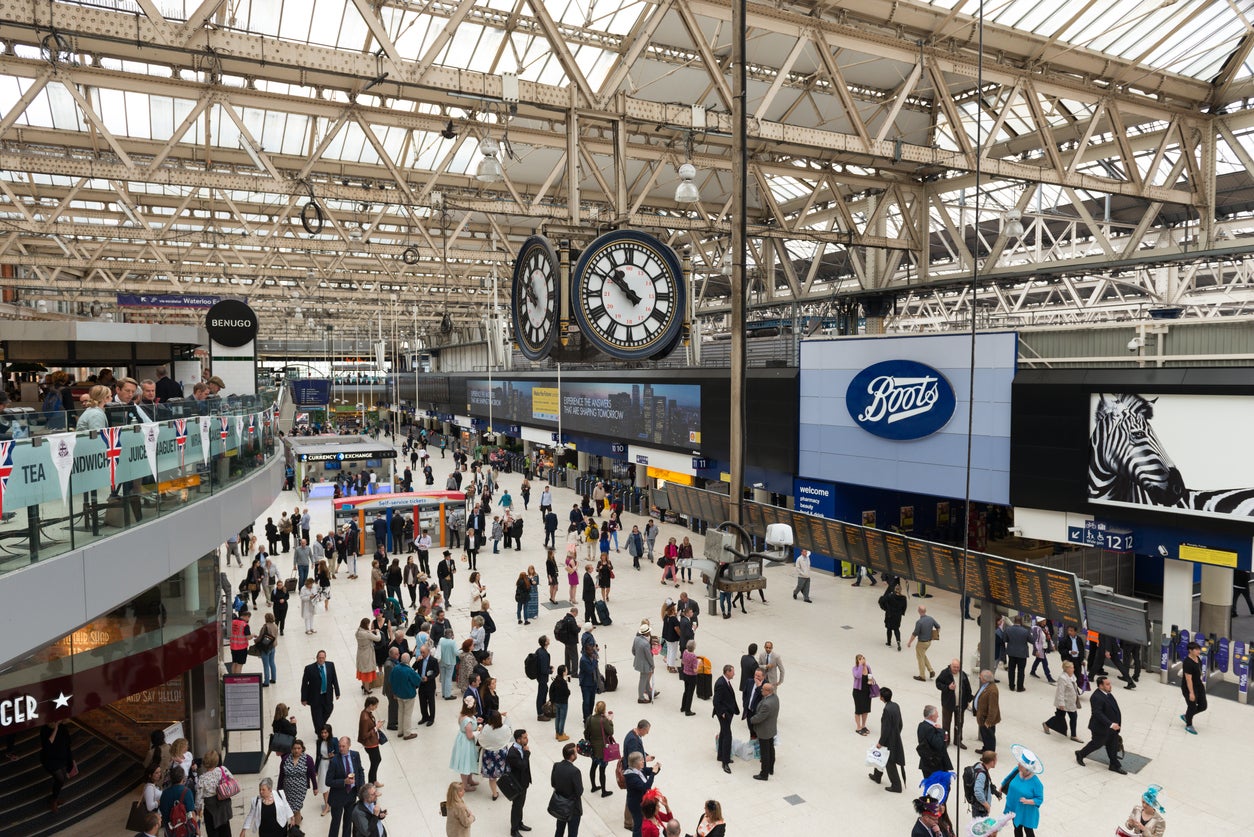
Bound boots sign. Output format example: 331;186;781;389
845;360;956;440
205;299;259;347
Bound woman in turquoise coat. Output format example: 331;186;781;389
1001;745;1044;837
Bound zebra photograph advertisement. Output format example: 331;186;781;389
845;359;957;440
1088;392;1254;521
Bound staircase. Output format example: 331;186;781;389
0;722;145;837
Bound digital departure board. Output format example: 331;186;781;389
660;483;1086;625
826;519;849;561
883;532;912;579
907;540;937;586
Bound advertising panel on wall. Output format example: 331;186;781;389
799;332;1017;505
1012;369;1254;542
467;379;701;450
1088;392;1254;522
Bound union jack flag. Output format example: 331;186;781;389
174;419;188;468
218;416;229;442
263;409;272;430
99;427;123;488
0;441;13;516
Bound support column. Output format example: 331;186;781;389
1200;565;1233;638
978;603;997;673
1161;559;1194;634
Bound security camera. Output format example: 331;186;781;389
1127;337;1145;352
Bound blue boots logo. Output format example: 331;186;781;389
845;360;956;440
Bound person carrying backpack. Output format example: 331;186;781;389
158;765;197;837
964;750;1002;818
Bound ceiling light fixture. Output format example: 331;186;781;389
675;132;700;204
476;136;503;183
1003;208;1025;239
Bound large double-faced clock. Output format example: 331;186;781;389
571;229;686;360
510;235;561;360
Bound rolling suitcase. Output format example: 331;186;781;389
595;600;612;626
604;663;618;692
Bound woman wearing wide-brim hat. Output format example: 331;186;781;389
1000;745;1044;837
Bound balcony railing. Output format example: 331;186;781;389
0;389;282;575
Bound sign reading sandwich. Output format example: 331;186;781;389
205;299;259;347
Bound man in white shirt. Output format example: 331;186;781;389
792;549;812;603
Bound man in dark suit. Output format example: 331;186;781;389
324;736;364;837
935;658;972;750
1076;675;1127;773
582;566;600;625
300;650;340;734
743;669;765;738
505;729;532;837
621;720;653;829
712;664;739;773
869;687;905;792
749;682;779;781
469;504;486;541
551;742;584;837
349;782;388;837
437;550;456;603
415;644;440;726
916;705;952;778
1058;625;1085;673
738;644;759;705
464;673;484;719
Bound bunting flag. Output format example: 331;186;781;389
218;416;229;443
234;414;245;445
0;440;14;515
47;432;78;502
263;408;272;430
247;413;257;436
142;423;161;480
99;427;123;488
174;419;188;468
198;416;211;465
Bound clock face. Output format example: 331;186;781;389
510;235;560;360
571;229;686;360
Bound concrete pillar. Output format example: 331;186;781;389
634;465;648;489
1161;559;1194;634
1200;565;1234;638
577;451;592;473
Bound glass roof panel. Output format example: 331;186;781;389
923;0;1254;85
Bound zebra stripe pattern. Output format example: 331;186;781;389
1087;393;1185;506
1180;488;1254;516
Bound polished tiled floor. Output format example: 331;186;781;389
68;453;1251;836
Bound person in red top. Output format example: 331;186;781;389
640;790;673;837
230;610;252;674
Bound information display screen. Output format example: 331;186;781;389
223;674;263;732
883;533;912;579
661;484;1085;624
907;540;937;586
863;529;889;573
825;519;849;561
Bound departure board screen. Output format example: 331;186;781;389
863;530;890;575
963;553;989;600
1043;570;1085;625
929;544;961;592
984;557;1015;607
826;520;849;561
804;514;832;557
743;501;765;534
844;525;868;564
1012;564;1047;616
907;539;937;586
883;533;912;579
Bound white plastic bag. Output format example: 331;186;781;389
865;747;889;770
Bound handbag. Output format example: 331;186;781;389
216;767;241;800
615;756;627;789
869;679;881;699
126;800;150;831
377;729;388;745
270;732;295;754
602;738;622;762
1115;829;1136;837
931;625;941;641
542;701;555;717
576;738;591;757
547;791;575;822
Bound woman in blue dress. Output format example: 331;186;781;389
1001;745;1044;837
449;699;482;792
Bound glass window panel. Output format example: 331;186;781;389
125;91;151;139
213;105;241;149
334;1;370;50
244;0;284;38
47;83;82;131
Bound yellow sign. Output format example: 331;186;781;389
1179;543;1238;567
646;466;693;486
532;387;559;422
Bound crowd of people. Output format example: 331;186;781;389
120;422;1192;837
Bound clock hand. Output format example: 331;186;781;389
524;276;540;307
609;269;642;306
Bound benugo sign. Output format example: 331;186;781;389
844;360;956;441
